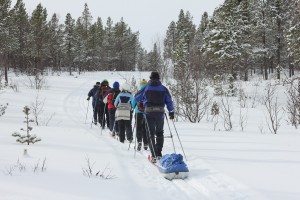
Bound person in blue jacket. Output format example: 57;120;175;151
132;79;149;151
135;72;175;163
114;83;134;143
87;81;101;125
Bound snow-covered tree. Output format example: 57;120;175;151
47;13;63;71
29;3;48;75
0;0;13;84
10;0;30;72
62;13;76;75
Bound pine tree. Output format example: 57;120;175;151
163;21;176;62
94;17;104;69
29;3;48;75
269;0;285;79
192;12;209;77
73;17;85;73
173;10;196;79
63;13;76;75
235;0;254;81
103;17;115;70
0;0;12;84
47;13;63;71
136;48;149;71
148;43;162;71
285;0;300;75
10;0;30;72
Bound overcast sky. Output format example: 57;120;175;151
11;0;224;51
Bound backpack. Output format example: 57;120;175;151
115;103;131;121
111;90;120;105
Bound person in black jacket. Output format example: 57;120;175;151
97;80;111;129
87;82;101;125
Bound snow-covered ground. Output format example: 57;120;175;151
0;71;300;200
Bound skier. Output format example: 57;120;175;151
134;72;174;163
87;81;101;125
97;79;111;129
132;79;149;151
114;83;134;143
104;81;121;136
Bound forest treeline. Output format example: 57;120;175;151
1;0;300;84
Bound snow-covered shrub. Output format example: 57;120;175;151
0;103;8;117
238;88;248;108
225;74;237;97
24;74;48;90
30;92;45;126
220;96;233;131
82;157;116;179
286;78;300;129
262;83;284;134
211;101;220;117
170;74;212;123
9;78;19;92
12;106;41;145
130;76;138;93
213;74;224;96
4;158;47;176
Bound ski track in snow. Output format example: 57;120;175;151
61;74;266;200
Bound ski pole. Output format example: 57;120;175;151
144;113;157;159
128;118;136;151
133;113;138;157
164;113;176;153
85;99;90;124
91;102;97;128
171;119;187;161
101;103;107;135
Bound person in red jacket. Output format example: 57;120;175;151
104;81;120;136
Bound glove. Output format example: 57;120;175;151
169;112;174;120
137;101;144;111
87;97;90;101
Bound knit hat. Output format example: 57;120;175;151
101;79;109;86
140;79;147;85
150;71;160;80
113;81;120;89
121;83;131;92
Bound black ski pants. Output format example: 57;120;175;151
93;102;101;124
99;102;109;128
145;115;164;157
108;108;119;133
118;119;133;143
136;113;148;145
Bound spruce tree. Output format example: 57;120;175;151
29;3;48;75
47;13;63;71
285;0;300;75
63;13;75;75
0;0;12;84
10;0;30;72
103;17;114;70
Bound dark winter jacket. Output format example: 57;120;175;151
134;80;174;118
88;85;100;106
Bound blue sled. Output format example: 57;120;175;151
158;153;189;180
